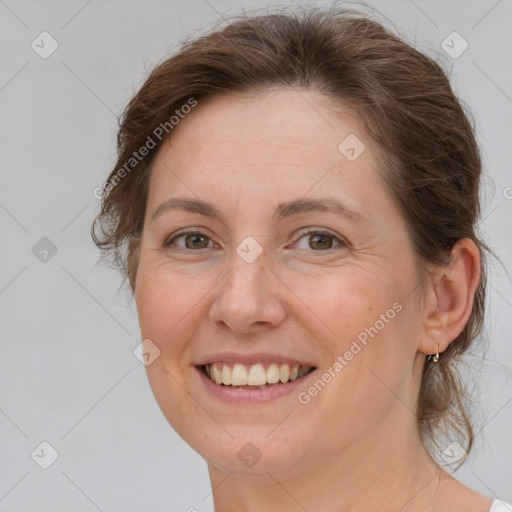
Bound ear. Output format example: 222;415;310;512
417;238;481;356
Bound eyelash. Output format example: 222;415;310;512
164;228;347;252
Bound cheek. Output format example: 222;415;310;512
134;260;207;439
135;252;212;337
292;266;402;351
298;266;415;392
281;268;416;451
135;258;204;371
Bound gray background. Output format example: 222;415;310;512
0;0;511;510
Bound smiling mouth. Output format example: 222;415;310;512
200;362;316;389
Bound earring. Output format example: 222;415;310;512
428;344;440;363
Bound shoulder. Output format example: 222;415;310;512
488;500;512;512
436;472;494;512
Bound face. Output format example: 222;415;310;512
134;88;425;477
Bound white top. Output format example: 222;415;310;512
489;500;512;512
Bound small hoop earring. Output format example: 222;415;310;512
428;344;440;363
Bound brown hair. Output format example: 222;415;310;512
91;6;492;464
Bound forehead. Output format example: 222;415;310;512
142;88;416;252
145;88;403;235
150;88;378;190
168;88;364;157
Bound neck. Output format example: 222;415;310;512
207;414;441;512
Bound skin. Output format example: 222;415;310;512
134;87;490;511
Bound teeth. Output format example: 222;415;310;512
279;363;290;383
232;364;247;386
212;364;223;385
205;362;312;386
267;363;280;384
298;366;309;378
248;364;267;385
221;364;232;385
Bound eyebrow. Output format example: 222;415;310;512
150;196;367;225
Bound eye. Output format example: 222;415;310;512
165;230;215;250
292;229;346;251
164;228;347;252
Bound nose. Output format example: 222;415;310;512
208;248;287;334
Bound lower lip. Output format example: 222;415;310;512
196;366;316;405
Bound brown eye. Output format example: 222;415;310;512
166;231;213;250
293;229;346;251
308;233;335;250
184;233;210;249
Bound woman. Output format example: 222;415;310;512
91;6;510;511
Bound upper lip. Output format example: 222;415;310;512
195;351;317;367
